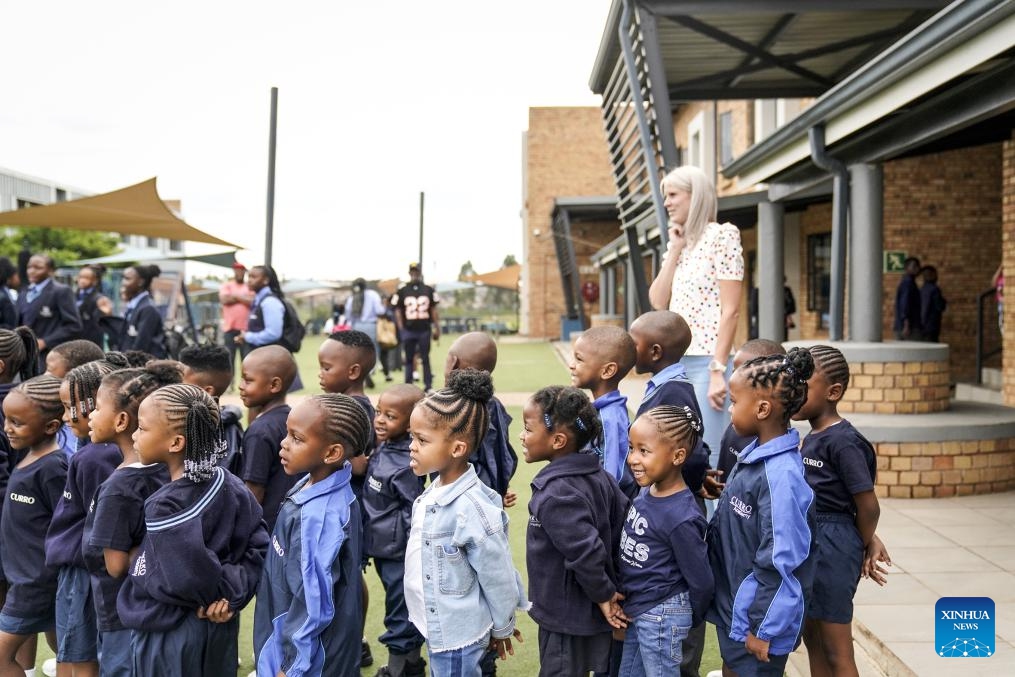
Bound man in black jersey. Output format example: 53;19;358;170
392;263;440;392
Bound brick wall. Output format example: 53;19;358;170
882;144;1003;382
842;360;950;414
1003;130;1015;405
875;439;1015;498
523;107;619;339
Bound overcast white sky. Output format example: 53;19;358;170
2;0;612;283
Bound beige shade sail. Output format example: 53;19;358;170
0;177;241;248
466;264;520;290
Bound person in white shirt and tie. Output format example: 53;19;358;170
16;254;82;359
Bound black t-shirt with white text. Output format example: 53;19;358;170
800;419;877;515
392;282;440;332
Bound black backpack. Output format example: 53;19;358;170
277;295;306;353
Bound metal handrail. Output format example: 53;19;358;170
976;286;1002;385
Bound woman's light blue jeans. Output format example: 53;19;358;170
679;354;732;468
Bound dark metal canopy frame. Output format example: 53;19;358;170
587;0;947;332
551;197;620;330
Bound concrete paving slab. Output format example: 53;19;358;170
971;545;1015;570
853;573;936;605
886;641;1013;675
885;547;1000;573
875;523;957;548
910;571;1015;602
854;604;934;643
927;524;1015;546
896;507;1007;526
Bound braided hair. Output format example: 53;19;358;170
14;374;64;422
529;385;602;452
147;384;221;482
252;265;285;299
0;327;40;382
108;361;184;420
739;346;815;424
308;393;373;458
417;368;492;454
123;350;156;368
65;355;131;423
639;405;703;452
808;344;851;390
50;340;105;371
127;264;161;292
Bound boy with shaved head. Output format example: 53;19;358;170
444;332;518;502
238;345;297;532
569;325;638;498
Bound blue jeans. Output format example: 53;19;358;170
679;355;732;468
619;591;693;677
428;635;489;677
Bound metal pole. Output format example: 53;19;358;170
418;191;424;268
758;201;785;341
265;86;278;268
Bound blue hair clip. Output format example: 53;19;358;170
543;412;553;430
575;416;587;432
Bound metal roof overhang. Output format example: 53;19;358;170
589;1;948;99
719;0;1015;189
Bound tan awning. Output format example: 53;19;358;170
0;177;241;248
466;264;520;290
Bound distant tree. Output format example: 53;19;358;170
455;260;477;308
0;226;119;266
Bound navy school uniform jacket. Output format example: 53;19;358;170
217;404;245;476
706;429;816;655
254;465;363;677
471;397;518;497
350;394;376;500
83;463;169;633
637;378;710;494
0;286;17;330
117;294;166;358
116;467;268;632
526;452;630;636
241;404;295;533
363;436;424;560
0;450;68;616
17;279;82;353
44;442;122;569
718;423;755;483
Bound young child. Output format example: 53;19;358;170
45;359;126;676
522;385;629;677
254;394;373;677
82;363;179;675
363;384;426;677
0;375;69;674
44;339;105;379
444;332;518;501
115;264;166;358
116;384;268;675
707;348;816;677
793;345;882;677
179;344;244;474
569;326;638;498
405;369;527;675
716;339;786;484
619;405;714;676
0;327;41;477
239;345;297;533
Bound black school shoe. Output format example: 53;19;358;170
374;659;426;677
361;640;374;667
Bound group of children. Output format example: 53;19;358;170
0;312;889;677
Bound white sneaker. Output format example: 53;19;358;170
42;658;57;677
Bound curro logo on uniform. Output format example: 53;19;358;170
935;597;994;658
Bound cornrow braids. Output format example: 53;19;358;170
14;374;64;422
309;393;372;458
123;350;156;368
641;405;703;452
65;358;128;423
0;327;40;382
418;368;492;455
148;384;222;482
740;347;815;424
114;361;184;420
808;344;851;391
530;385;603;452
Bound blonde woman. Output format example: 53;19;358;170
649;166;743;467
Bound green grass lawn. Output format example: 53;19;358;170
37;334;721;675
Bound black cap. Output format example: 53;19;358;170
409;262;421;272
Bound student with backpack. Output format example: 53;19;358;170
235;264;304;390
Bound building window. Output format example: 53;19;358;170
147;237;158;248
807;233;832;329
686;110;715;173
169;239;183;252
719;111;733;166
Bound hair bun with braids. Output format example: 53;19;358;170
786;347;815;383
444;368;493;403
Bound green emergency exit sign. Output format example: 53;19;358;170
884;251;907;273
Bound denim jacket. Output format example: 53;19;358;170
412;465;528;652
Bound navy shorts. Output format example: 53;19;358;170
715;626;789;677
56;566;99;662
0;609;55;636
808;513;863;624
132;613;239;677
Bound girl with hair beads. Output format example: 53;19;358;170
0;375;68;674
45;358;128;676
707;348;816;677
792;345;886;677
116;384;267;676
115;264;166;358
619;405;714;676
82;363;179;676
0;327;41;472
405;369;527;677
254;394;373;677
522;385;629;677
